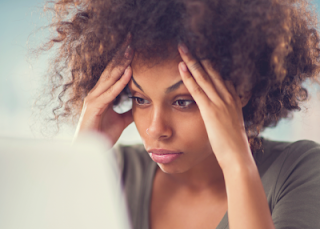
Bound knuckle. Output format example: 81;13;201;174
203;99;212;108
107;85;114;95
217;102;230;114
183;73;193;80
106;85;119;98
112;66;124;79
204;61;215;73
115;65;123;74
108;59;117;69
99;73;109;82
102;65;123;82
192;85;203;95
82;94;110;117
210;104;219;117
85;91;92;98
200;75;210;84
85;88;97;100
189;62;210;83
224;94;234;105
189;62;202;72
83;95;92;105
106;72;116;81
100;68;111;81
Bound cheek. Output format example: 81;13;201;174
132;106;148;139
177;114;210;148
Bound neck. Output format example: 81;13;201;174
161;153;225;193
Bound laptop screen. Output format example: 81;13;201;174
0;134;131;229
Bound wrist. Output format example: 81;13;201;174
217;149;257;177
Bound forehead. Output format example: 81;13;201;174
131;53;183;86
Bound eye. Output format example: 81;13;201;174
129;96;150;105
173;99;195;108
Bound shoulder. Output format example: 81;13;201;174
256;138;320;175
257;139;320;228
270;139;320;192
257;138;320;185
262;138;320;170
265;139;320;188
269;138;320;157
278;139;320;169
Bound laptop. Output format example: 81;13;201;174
0;133;131;229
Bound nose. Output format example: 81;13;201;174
147;109;173;140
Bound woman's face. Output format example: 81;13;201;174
128;55;214;174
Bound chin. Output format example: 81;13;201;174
156;163;191;174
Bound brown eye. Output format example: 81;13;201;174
136;97;146;104
173;100;195;108
129;96;150;105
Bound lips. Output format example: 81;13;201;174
148;149;182;164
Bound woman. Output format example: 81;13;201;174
41;0;320;228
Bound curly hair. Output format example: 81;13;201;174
39;0;320;152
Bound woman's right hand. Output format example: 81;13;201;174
73;44;134;146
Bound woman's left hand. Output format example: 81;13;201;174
178;44;253;170
178;45;275;229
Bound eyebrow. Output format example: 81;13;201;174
165;80;184;93
132;77;144;92
132;76;184;94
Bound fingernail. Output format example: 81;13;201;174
124;65;131;74
179;62;188;72
179;43;188;54
124;45;133;58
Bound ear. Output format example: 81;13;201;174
239;91;252;107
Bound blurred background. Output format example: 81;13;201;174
0;0;320;145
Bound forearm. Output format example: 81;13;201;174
221;155;275;229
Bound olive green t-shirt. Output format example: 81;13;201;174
114;138;320;229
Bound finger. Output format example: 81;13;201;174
225;81;244;121
93;66;132;110
178;61;210;108
178;44;220;102
102;34;133;80
225;80;242;108
89;34;133;97
201;60;231;101
90;45;134;97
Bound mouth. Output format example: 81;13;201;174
148;149;183;164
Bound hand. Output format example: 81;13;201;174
178;45;274;229
73;41;134;146
177;44;252;169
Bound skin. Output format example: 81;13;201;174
74;41;275;229
129;54;215;175
176;45;274;229
73;40;134;145
129;53;228;229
